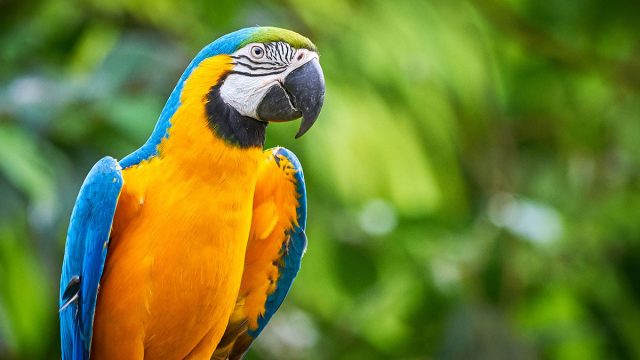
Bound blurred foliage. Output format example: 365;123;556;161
1;0;639;359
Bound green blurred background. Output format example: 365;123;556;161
1;0;640;359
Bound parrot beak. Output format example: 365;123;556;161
256;57;325;138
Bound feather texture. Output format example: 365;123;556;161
212;147;308;359
59;157;123;360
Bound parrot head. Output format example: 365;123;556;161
218;28;324;139
181;27;324;145
120;27;324;165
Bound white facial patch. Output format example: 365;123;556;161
219;42;318;120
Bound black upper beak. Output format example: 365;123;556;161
256;57;325;138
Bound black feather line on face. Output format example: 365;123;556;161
205;75;267;148
234;61;288;72
228;69;288;77
265;43;276;60
277;42;285;63
231;55;282;67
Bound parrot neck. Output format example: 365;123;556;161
205;81;267;148
119;54;265;169
153;91;264;180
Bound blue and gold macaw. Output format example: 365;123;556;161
59;27;324;359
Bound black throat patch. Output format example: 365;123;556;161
205;78;267;148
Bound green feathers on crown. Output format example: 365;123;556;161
241;27;317;52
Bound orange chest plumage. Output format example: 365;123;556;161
96;158;258;358
90;55;266;359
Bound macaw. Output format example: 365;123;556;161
59;27;324;359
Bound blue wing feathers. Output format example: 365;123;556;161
60;156;123;360
251;147;308;338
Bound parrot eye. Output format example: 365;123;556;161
250;46;265;59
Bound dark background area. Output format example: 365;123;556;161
1;0;640;359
